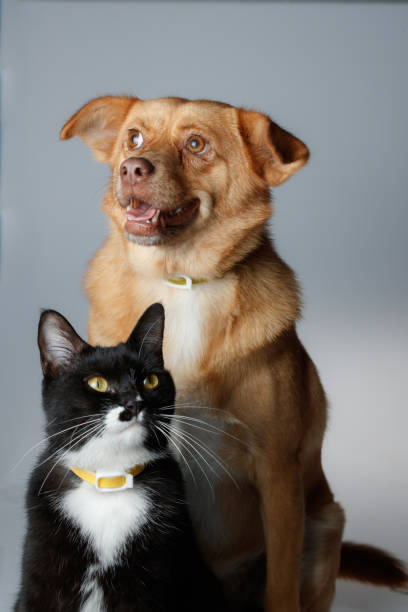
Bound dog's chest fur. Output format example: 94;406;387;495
163;287;206;375
158;282;242;558
158;276;234;373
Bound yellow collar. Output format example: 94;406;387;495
70;465;145;492
163;274;207;290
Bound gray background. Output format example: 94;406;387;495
1;1;407;610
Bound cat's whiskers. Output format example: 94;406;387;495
154;423;198;489
159;423;217;499
137;504;178;535
31;419;104;470
56;421;106;466
138;319;160;358
150;424;163;450
179;427;241;491
44;462;72;497
161;421;241;492
158;402;221;413
49;424;87;494
11;418;104;472
159;424;215;499
157;403;248;429
37;422;104;493
162;422;219;481
161;413;246;446
37;422;105;495
56;413;106;425
39;439;105;497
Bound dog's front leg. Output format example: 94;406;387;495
257;459;304;612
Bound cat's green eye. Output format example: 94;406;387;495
143;374;159;390
87;376;109;393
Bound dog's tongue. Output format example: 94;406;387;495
127;202;158;222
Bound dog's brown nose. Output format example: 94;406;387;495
120;157;155;183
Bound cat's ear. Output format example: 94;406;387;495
38;310;88;378
126;303;165;365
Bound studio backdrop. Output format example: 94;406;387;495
1;1;407;610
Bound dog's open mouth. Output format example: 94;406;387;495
124;198;199;238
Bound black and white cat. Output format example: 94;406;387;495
15;303;226;611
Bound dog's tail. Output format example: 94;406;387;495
339;542;408;592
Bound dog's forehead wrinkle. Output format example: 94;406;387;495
124;99;234;140
125;98;187;132
127;118;149;131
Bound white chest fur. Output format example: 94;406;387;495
59;481;150;569
162;286;205;374
80;565;105;612
159;279;239;554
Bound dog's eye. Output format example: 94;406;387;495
129;131;143;149
186;136;207;155
87;376;109;393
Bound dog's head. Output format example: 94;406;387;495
61;96;308;275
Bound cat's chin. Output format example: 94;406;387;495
112;423;148;450
107;420;145;442
63;431;160;474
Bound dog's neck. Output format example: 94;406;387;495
102;190;272;281
110;218;268;282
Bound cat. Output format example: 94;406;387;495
14;303;227;612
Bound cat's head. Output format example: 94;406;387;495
37;303;175;471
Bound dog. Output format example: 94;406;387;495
61;96;408;611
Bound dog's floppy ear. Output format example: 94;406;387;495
238;109;309;187
60;96;136;163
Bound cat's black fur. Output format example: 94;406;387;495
15;303;226;612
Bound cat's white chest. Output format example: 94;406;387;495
59;482;150;569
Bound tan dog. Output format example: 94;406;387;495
61;96;407;611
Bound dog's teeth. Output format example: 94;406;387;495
152;210;160;223
146;219;151;224
126;205;131;212
168;206;183;217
